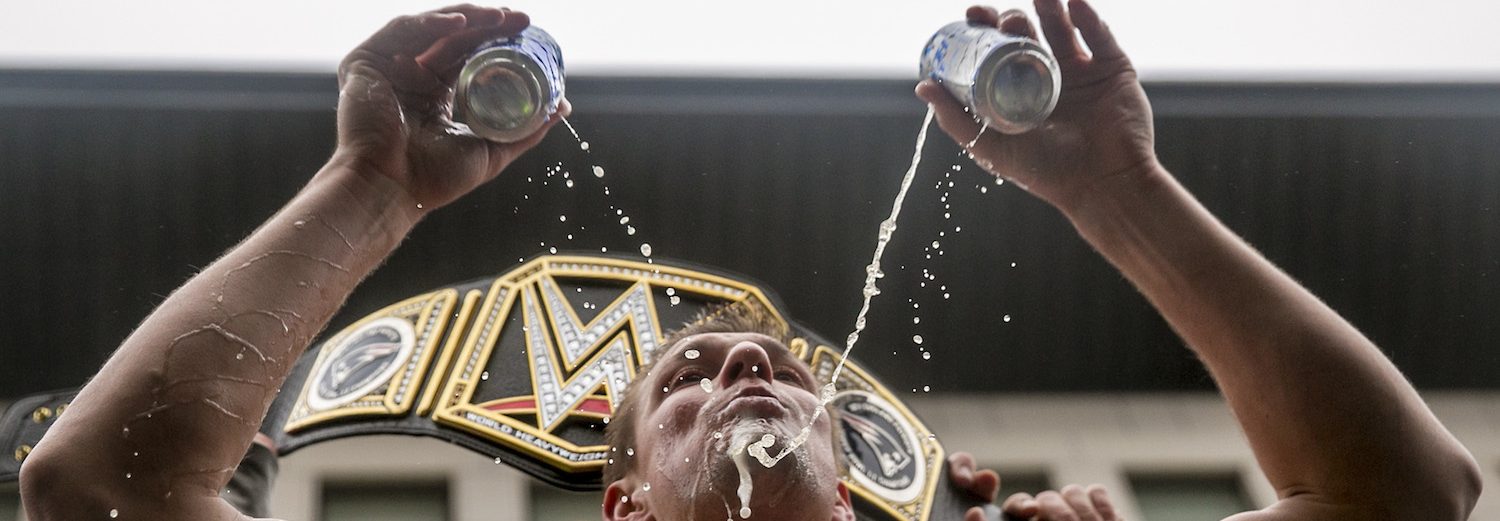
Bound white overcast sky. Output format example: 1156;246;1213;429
2;0;1497;81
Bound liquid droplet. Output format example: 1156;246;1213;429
669;295;681;305
593;165;605;177
620;216;631;225
740;507;752;519
565;179;574;188
931;240;941;248
700;378;714;393
1003;314;1012;322
626;447;635;456
559;215;567;222
626;225;637;236
494;457;503;464
684;349;700;359
640;243;653;257
922;352;932;360
912;335;923;345
580;141;590;151
643;482;652;491
480;371;490;381
110;509;119;519
912;316;920;324
923;385;931;392
549;247;558;254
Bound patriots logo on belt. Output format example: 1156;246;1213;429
285;291;457;430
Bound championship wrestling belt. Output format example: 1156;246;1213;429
3;254;1004;521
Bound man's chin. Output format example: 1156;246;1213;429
658;420;836;521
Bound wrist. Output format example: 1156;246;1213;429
311;151;426;244
1053;157;1171;220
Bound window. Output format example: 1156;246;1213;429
1129;473;1252;521
991;468;1052;503
530;482;602;521
322;480;449;521
0;483;17;521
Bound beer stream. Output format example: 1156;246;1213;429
563;107;938;519
724;107;937;518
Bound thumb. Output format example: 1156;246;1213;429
915;80;989;150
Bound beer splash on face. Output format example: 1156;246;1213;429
720;107;937;518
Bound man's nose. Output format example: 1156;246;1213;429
715;341;775;386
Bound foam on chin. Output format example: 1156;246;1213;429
722;419;820;519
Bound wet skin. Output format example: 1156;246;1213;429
608;332;853;521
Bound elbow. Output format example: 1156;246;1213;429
1449;450;1483;521
18;449;70;521
18;445;104;521
1398;444;1483;521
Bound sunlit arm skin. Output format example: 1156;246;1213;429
20;6;561;521
919;2;1482;520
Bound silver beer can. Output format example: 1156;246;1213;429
454;26;565;143
919;21;1060;134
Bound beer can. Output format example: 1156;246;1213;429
919;21;1060;134
454;26;565;143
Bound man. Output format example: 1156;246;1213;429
18;1;1480;521
596;301;1113;521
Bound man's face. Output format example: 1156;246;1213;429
608;332;852;521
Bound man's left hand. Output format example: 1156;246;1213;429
948;452;1122;520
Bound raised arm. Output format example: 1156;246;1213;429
917;2;1481;520
20;6;561;520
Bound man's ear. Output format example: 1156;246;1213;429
603;479;648;521
830;481;856;521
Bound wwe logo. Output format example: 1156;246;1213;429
522;278;663;431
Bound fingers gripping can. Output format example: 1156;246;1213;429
454;26;565;143
920;20;1060;134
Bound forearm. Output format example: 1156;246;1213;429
1063;163;1478;513
24;155;421;513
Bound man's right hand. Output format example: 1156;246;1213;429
334;4;567;213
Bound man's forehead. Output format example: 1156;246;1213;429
660;331;798;361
